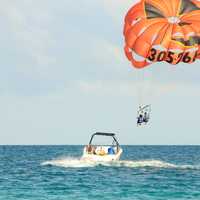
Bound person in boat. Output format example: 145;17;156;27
86;145;96;154
86;145;93;154
108;147;115;155
137;114;143;125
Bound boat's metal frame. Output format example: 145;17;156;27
88;132;120;152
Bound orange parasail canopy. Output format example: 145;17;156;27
123;0;200;68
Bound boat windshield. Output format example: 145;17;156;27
89;135;117;147
87;133;120;154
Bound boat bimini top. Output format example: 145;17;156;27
88;132;120;152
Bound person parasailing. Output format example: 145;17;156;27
137;114;143;126
137;105;151;126
143;112;149;124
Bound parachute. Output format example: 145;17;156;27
124;0;200;68
123;0;200;125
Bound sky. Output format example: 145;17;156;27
1;0;200;145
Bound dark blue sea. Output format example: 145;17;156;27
0;145;200;200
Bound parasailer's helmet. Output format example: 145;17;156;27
123;0;200;69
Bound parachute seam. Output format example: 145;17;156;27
167;0;176;16
164;24;176;62
145;0;171;18
178;23;187;57
131;21;167;51
159;0;172;17
145;23;170;62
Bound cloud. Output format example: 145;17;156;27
3;1;56;66
75;79;200;99
101;0;139;23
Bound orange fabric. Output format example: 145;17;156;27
124;0;200;68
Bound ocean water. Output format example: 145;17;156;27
0;145;200;200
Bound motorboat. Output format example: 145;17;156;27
82;132;123;162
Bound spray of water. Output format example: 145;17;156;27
41;157;200;170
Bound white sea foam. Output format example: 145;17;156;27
42;157;97;168
41;157;200;170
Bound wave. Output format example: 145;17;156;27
41;157;200;170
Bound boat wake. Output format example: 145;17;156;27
41;157;200;170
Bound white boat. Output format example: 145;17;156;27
82;132;123;162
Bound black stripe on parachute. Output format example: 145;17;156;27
179;0;200;15
172;36;200;46
145;3;165;19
